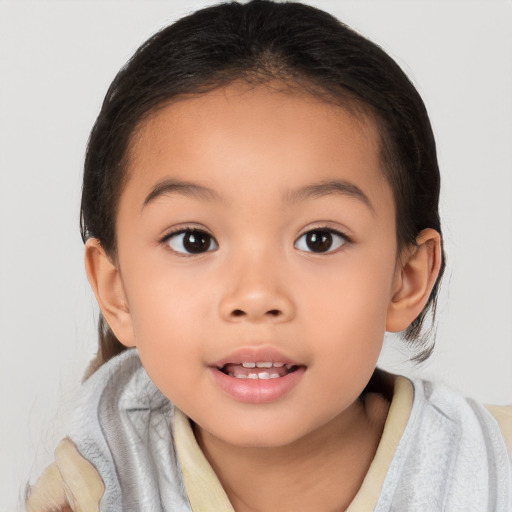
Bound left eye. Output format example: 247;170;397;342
165;230;218;254
294;229;347;253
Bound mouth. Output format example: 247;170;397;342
210;348;306;403
218;361;300;380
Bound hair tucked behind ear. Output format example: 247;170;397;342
83;315;126;380
81;0;445;376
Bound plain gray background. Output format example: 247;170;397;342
1;1;511;510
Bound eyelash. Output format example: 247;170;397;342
160;226;351;255
160;227;218;256
294;227;350;254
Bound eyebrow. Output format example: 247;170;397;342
286;179;375;214
142;178;221;209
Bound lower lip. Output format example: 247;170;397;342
210;366;306;404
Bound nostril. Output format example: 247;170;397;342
227;308;284;320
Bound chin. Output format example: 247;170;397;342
204;418;317;450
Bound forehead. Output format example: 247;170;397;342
123;82;392;214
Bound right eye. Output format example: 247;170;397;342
294;228;347;254
164;229;218;255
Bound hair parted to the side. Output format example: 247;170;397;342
80;0;445;378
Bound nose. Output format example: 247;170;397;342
219;253;296;324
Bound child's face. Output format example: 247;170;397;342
114;82;400;447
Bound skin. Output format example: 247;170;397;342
86;82;441;511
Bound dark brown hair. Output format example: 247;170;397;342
81;0;445;376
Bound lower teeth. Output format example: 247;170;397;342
232;372;281;379
227;372;282;379
221;364;298;379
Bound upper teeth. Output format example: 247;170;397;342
242;362;286;368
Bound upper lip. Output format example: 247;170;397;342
210;345;302;368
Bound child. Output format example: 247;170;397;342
26;1;511;510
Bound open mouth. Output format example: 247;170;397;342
218;362;300;380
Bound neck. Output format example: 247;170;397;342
194;394;390;512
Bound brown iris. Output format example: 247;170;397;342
305;231;334;252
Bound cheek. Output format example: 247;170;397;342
298;251;395;365
301;253;395;325
121;262;213;383
125;256;213;326
302;282;387;407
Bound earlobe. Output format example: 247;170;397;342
386;228;442;333
84;238;136;347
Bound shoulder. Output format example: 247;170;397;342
67;349;181;507
485;404;512;455
412;380;512;489
411;379;511;456
27;349;180;511
26;438;104;512
374;377;512;511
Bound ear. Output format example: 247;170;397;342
84;238;136;347
386;228;442;333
